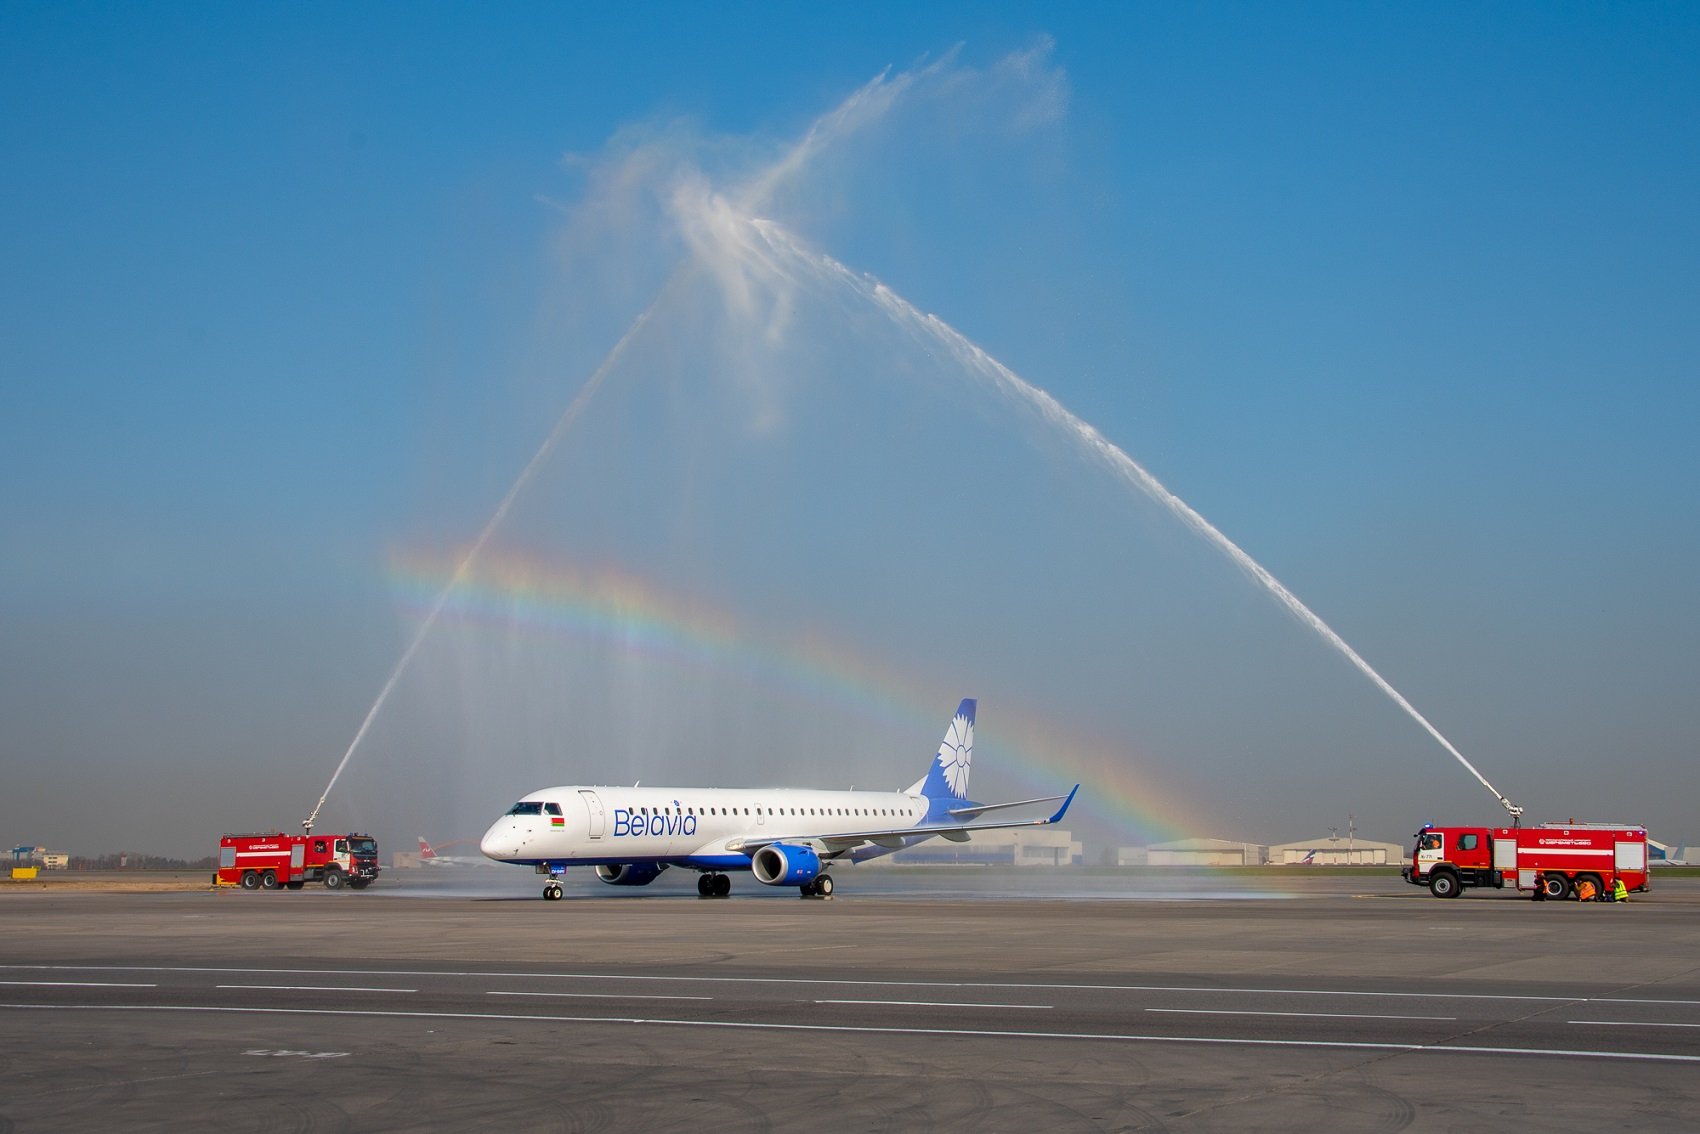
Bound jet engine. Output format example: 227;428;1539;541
594;863;668;886
750;843;822;887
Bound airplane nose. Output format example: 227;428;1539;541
480;823;516;861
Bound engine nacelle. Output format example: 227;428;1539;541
751;843;822;887
594;863;668;887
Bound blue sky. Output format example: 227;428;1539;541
3;5;1696;857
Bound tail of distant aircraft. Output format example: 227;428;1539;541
417;838;437;860
906;698;975;803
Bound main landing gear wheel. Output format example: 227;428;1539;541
800;874;834;899
543;881;564;901
696;873;732;898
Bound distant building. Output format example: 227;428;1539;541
1145;838;1268;866
1268;836;1405;865
40;852;68;870
879;827;1083;866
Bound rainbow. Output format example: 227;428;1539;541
388;546;1219;844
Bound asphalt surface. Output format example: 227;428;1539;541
3;869;1698;1132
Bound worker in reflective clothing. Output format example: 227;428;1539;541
1575;877;1598;902
1613;878;1629;903
1531;871;1546;901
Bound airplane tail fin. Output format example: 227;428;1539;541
905;698;975;802
417;838;436;859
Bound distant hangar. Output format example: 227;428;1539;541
1112;835;1408;866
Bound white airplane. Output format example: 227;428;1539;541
416;837;497;868
480;698;1079;900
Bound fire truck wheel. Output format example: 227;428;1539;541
260;871;278;890
1428;871;1460;899
323;868;345;890
348;879;370;890
1542;873;1570;900
239;871;260;890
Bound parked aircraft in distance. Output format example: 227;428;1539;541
416;838;495;868
480;699;1078;900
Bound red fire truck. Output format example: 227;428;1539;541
216;832;381;891
1402;822;1650;899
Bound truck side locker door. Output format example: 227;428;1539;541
290;841;305;881
1493;836;1516;884
579;790;605;839
1616;840;1645;872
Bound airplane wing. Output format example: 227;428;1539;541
725;785;1079;857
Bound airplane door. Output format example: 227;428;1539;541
755;801;766;826
579;790;606;839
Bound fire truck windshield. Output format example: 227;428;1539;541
1418;834;1442;851
506;802;544;816
347;837;376;855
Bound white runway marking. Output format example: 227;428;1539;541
1571;1020;1700;1029
486;991;711;1001
7;965;1700;1012
4;1002;1698;1065
0;980;156;988
216;985;417;993
1147;1008;1456;1022
816;999;1052;1010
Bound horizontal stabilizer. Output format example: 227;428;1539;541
948;792;1071;820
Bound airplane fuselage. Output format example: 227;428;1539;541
480;784;933;870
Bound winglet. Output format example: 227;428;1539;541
1048;785;1080;825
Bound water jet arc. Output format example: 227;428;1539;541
746;216;1523;821
301;294;668;834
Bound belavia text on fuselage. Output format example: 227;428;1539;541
479;699;1078;900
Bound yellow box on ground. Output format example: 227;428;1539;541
10;867;39;880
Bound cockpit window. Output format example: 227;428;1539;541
544;802;563;816
506;802;544;816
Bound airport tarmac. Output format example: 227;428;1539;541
3;869;1699;1132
